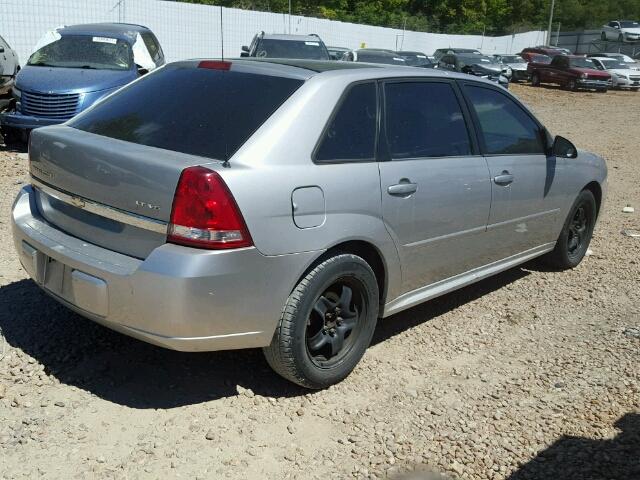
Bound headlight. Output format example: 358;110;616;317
580;73;588;79
11;86;21;99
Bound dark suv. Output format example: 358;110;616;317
241;33;330;60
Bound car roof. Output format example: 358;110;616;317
177;58;495;84
261;34;323;42
59;23;151;37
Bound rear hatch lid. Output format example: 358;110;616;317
28;61;306;258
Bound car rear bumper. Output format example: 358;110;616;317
12;185;318;352
0;110;64;130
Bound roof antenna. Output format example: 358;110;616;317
220;6;224;61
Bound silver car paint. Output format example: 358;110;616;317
12;64;607;351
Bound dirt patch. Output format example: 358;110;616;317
0;84;638;479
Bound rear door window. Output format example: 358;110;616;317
463;84;545;155
70;64;303;160
384;81;472;159
314;82;377;162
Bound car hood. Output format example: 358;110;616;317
608;68;636;76
16;66;137;94
469;63;503;74
507;62;527;70
622;27;640;34
570;67;610;78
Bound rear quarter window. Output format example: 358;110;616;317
314;82;377;162
69;65;303;160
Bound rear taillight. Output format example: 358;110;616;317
168;166;252;249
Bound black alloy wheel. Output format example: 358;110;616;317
306;280;363;367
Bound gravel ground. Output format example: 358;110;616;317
0;84;638;480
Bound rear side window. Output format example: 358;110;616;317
315;83;377;162
255;39;329;60
70;65;303;160
384;81;472;159
463;85;545;155
141;32;162;64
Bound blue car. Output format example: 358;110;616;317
1;23;164;143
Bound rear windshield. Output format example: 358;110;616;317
256;39;329;60
28;35;133;71
69;65;303;160
569;58;595;69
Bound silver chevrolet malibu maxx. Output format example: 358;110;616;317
12;59;607;389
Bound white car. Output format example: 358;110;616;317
0;34;19;96
590;57;640;90
601;20;640;43
588;52;640;70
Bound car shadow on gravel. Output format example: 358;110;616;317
372;266;530;346
1;265;532;409
506;413;640;480
0;279;307;408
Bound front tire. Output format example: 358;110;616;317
567;79;578;91
263;254;379;389
543;190;597;270
0;126;21;146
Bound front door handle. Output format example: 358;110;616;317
494;171;514;186
387;181;418;196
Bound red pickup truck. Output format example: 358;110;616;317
528;55;611;92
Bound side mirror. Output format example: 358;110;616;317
552;135;578;158
241;45;249;53
0;46;4;53
137;66;149;76
240;52;249;57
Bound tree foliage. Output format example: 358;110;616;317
176;0;640;35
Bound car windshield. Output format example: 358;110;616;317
255;39;329;60
28;35;133;70
399;53;432;66
459;54;496;64
501;55;526;64
601;59;629;69
620;21;639;28
569;57;596;68
357;52;406;65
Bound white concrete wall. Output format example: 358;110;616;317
0;0;547;64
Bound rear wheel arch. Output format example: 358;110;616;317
293;240;388;309
583;181;602;218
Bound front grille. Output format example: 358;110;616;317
629;76;640;81
21;91;80;120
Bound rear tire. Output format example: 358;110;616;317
601;32;607;41
543;190;597;270
0;126;21;146
531;72;541;87
263;254;379;389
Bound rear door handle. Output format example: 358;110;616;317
494;172;514;186
388;182;418;196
